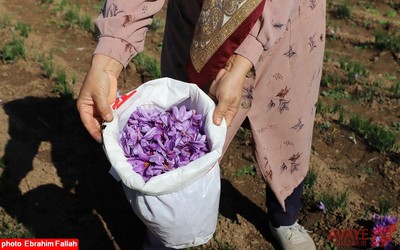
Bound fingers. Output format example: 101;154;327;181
92;93;113;122
213;100;238;127
209;67;241;127
76;96;101;143
77;54;122;143
77;71;115;143
213;90;239;127
213;104;227;126
77;104;103;143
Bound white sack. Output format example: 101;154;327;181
102;77;227;248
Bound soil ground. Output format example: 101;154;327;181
0;0;399;250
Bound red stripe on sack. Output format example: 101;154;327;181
112;90;137;110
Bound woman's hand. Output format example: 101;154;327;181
77;54;123;143
209;54;253;127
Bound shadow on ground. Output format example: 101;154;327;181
1;96;278;249
2;96;145;249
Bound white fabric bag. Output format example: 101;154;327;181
102;77;226;249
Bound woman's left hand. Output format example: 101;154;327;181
209;54;253;127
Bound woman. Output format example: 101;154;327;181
77;0;326;249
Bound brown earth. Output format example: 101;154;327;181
0;0;399;250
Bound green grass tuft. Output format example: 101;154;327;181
348;114;398;153
1;36;26;63
320;190;349;215
232;164;256;178
39;53;55;79
133;52;161;79
378;197;393;215
375;30;400;54
333;1;351;19
15;22;32;38
0;210;35;238
54;69;73;96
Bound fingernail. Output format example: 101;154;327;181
104;113;113;122
215;117;222;126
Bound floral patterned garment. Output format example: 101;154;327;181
94;0;326;210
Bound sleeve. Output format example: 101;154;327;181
235;1;302;71
93;0;165;67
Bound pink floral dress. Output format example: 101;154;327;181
94;0;326;210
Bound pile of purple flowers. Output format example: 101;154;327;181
371;214;398;249
120;105;209;181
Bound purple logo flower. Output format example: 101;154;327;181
371;214;398;249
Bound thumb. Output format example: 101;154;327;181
213;100;230;126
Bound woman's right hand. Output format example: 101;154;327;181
208;54;253;127
77;54;123;143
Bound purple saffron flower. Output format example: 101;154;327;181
172;106;193;122
120;105;209;181
317;201;326;212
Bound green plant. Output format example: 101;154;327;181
1;36;26;63
385;9;397;18
0;210;35;238
321;87;351;100
316;101;331;116
353;84;385;104
55;0;71;11
337;106;346;124
39;53;54;78
232;164;255;178
323;49;332;62
72;74;77;84
0;14;11;29
54;69;72;96
78;15;94;33
375;30;400;54
363;203;374;218
315;121;332;131
378;197;392;215
64;8;94;33
320;190;349;215
215;239;236;250
324;241;338;250
235;127;252;142
321;73;342;87
392;81;400;98
348;114;398;153
65;9;79;24
149;18;162;31
358;1;373;10
56;69;67;85
133;52;161;79
363;167;374;176
15;22;31;38
304;168;318;189
333;1;351;19
303;168;318;203
339;58;369;82
392;122;400;131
